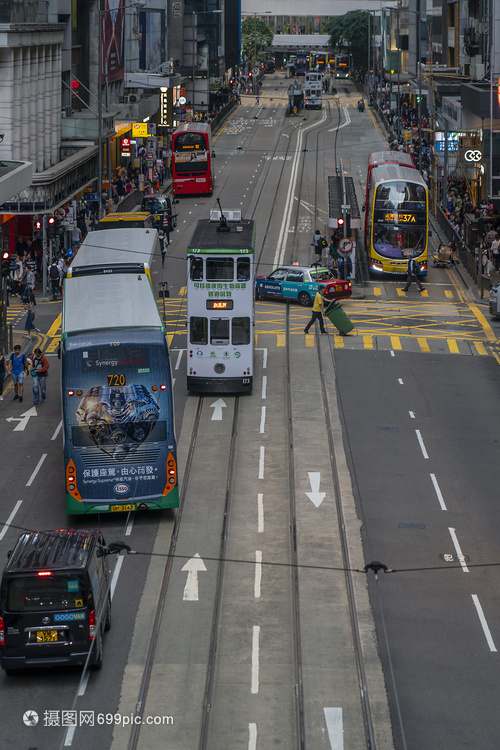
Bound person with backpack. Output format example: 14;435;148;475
311;229;328;263
7;345;28;403
29;348;50;403
49;259;60;300
402;257;424;292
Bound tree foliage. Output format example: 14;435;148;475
326;11;372;72
241;17;273;65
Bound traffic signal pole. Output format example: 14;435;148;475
42;216;49;302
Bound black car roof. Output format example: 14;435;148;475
4;530;101;574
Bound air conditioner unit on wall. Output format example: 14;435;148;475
124;94;138;104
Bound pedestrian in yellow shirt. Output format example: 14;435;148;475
304;285;327;334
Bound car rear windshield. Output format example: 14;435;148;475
310;270;334;281
5;575;88;612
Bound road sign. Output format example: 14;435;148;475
146;151;154;161
54;207;66;220
338;238;353;256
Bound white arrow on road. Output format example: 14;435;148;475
6;406;37;432
305;471;326;507
181;553;207;601
210;398;226;421
324;707;343;749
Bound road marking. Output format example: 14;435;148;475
257;493;264;532
261;375;267;399
418;337;430;352
374;287;382;296
248;723;257;750
391;336;402;350
251;625;260;694
125;517;134;536
277;333;286;347
472;594;497;652
259;406;266;433
51;420;62;441
175;349;184;369
0;500;22;541
305;471;326;507
256;346;268;368
445;289;453;298
305;332;315;346
254;550;262;598
210;398;226;420
447;339;459;353
64;726;76;746
258;447;265;478
6;406;37;432
324;707;343;749
415;429;429;458
448;527;469;572
47;313;62;338
430;474;447;511
334;334;344;347
474;341;488;356
470;303;496;341
397;289;406;297
110;555;124;600
178;286;187;296
363;334;373;349
182;553;207;601
398;378;404;384
26;453;47;486
409;411;415;418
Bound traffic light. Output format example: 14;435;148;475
248;70;252;78
34;219;42;239
1;251;10;278
48;216;56;239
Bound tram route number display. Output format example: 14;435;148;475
206;300;234;310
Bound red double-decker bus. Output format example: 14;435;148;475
171;123;214;196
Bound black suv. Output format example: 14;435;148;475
0;529;112;673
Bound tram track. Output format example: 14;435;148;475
284;303;378;749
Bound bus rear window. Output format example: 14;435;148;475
5;575;87;612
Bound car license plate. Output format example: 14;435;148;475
111;504;136;512
37;630;58;643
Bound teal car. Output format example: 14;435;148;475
255;265;351;306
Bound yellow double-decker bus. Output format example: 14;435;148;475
365;162;429;277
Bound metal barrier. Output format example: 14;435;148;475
435;205;478;283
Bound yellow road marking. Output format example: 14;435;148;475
473;341;488;355
374;287;382;296
45;338;60;354
276;333;286;347
446;267;466;303
334;335;344;347
178;286;187;296
167;334;174;347
363;335;373;349
420;289;429;297
390;336;402;350
447;339;459;354
397;289;406;297
418;337;430;352
305;333;315;347
47;313;62;338
469;303;496;342
445;290;453;299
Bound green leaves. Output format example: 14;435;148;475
326;11;371;71
241;17;274;65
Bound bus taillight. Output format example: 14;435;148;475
66;459;82;502
163;452;177;495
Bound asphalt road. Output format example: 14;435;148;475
1;73;500;750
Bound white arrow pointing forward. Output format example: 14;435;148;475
210;398;226;421
181;553;207;601
305;471;326;507
6;406;37;432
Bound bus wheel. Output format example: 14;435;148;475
298;292;311;306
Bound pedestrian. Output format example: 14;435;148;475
29;347;49;404
7;344;28;403
311;229;327;263
0;347;6;401
491;233;500;271
304;285;328;334
24;292;39;338
71;224;82;252
24;264;36;300
402;257;424;292
329;233;339;270
49;258;61;299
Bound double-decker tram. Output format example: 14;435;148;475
61;230;178;515
364;150;414;240
171;122;214;196
186;211;255;393
365;162;429;276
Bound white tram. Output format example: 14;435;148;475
186;212;255;393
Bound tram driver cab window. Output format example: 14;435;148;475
190;257;204;281
190;316;208;345
206;258;233;281
237;258;250;281
210;318;230;345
